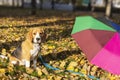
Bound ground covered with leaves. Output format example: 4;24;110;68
0;8;120;80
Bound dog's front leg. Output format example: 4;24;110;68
24;60;30;67
33;59;37;69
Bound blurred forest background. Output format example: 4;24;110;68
0;0;120;80
0;0;120;16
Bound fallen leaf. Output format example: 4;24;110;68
0;68;6;74
36;68;43;76
26;68;34;74
42;68;49;75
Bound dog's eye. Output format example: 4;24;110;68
39;33;42;35
33;33;36;35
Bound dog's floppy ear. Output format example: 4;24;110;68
26;29;33;42
41;28;46;43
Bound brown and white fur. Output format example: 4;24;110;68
1;28;45;69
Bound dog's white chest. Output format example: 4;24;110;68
30;44;40;60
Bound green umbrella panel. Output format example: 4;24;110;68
71;16;115;34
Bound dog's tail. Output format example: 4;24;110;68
0;55;8;59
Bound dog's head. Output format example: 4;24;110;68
26;28;46;44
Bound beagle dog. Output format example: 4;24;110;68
10;28;45;68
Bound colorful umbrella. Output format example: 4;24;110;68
71;16;120;75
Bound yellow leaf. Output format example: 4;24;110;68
67;66;74;71
47;75;53;80
48;45;55;49
26;68;34;74
42;68;49;75
43;45;48;49
80;60;85;64
0;69;5;73
55;76;62;80
1;49;7;55
69;61;78;67
7;65;14;72
36;68;42;76
9;24;13;27
81;69;87;74
15;37;20;41
74;68;79;72
60;61;66;69
91;66;97;71
109;76;116;80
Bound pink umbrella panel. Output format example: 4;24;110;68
71;16;120;75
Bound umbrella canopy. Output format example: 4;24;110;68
71;16;120;75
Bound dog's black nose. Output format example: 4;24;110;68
36;38;40;41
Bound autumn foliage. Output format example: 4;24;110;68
0;8;120;80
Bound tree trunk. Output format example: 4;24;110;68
40;0;43;10
21;0;24;8
71;0;76;11
31;0;36;15
51;0;55;10
105;0;112;18
91;0;95;12
16;0;19;7
12;0;15;7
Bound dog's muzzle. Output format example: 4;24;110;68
36;38;40;41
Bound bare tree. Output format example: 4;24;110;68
16;0;20;7
31;0;36;15
12;0;15;7
51;0;55;9
39;0;43;9
105;0;112;18
91;0;96;12
21;0;24;8
71;0;76;11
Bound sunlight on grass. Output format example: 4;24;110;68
0;8;120;80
